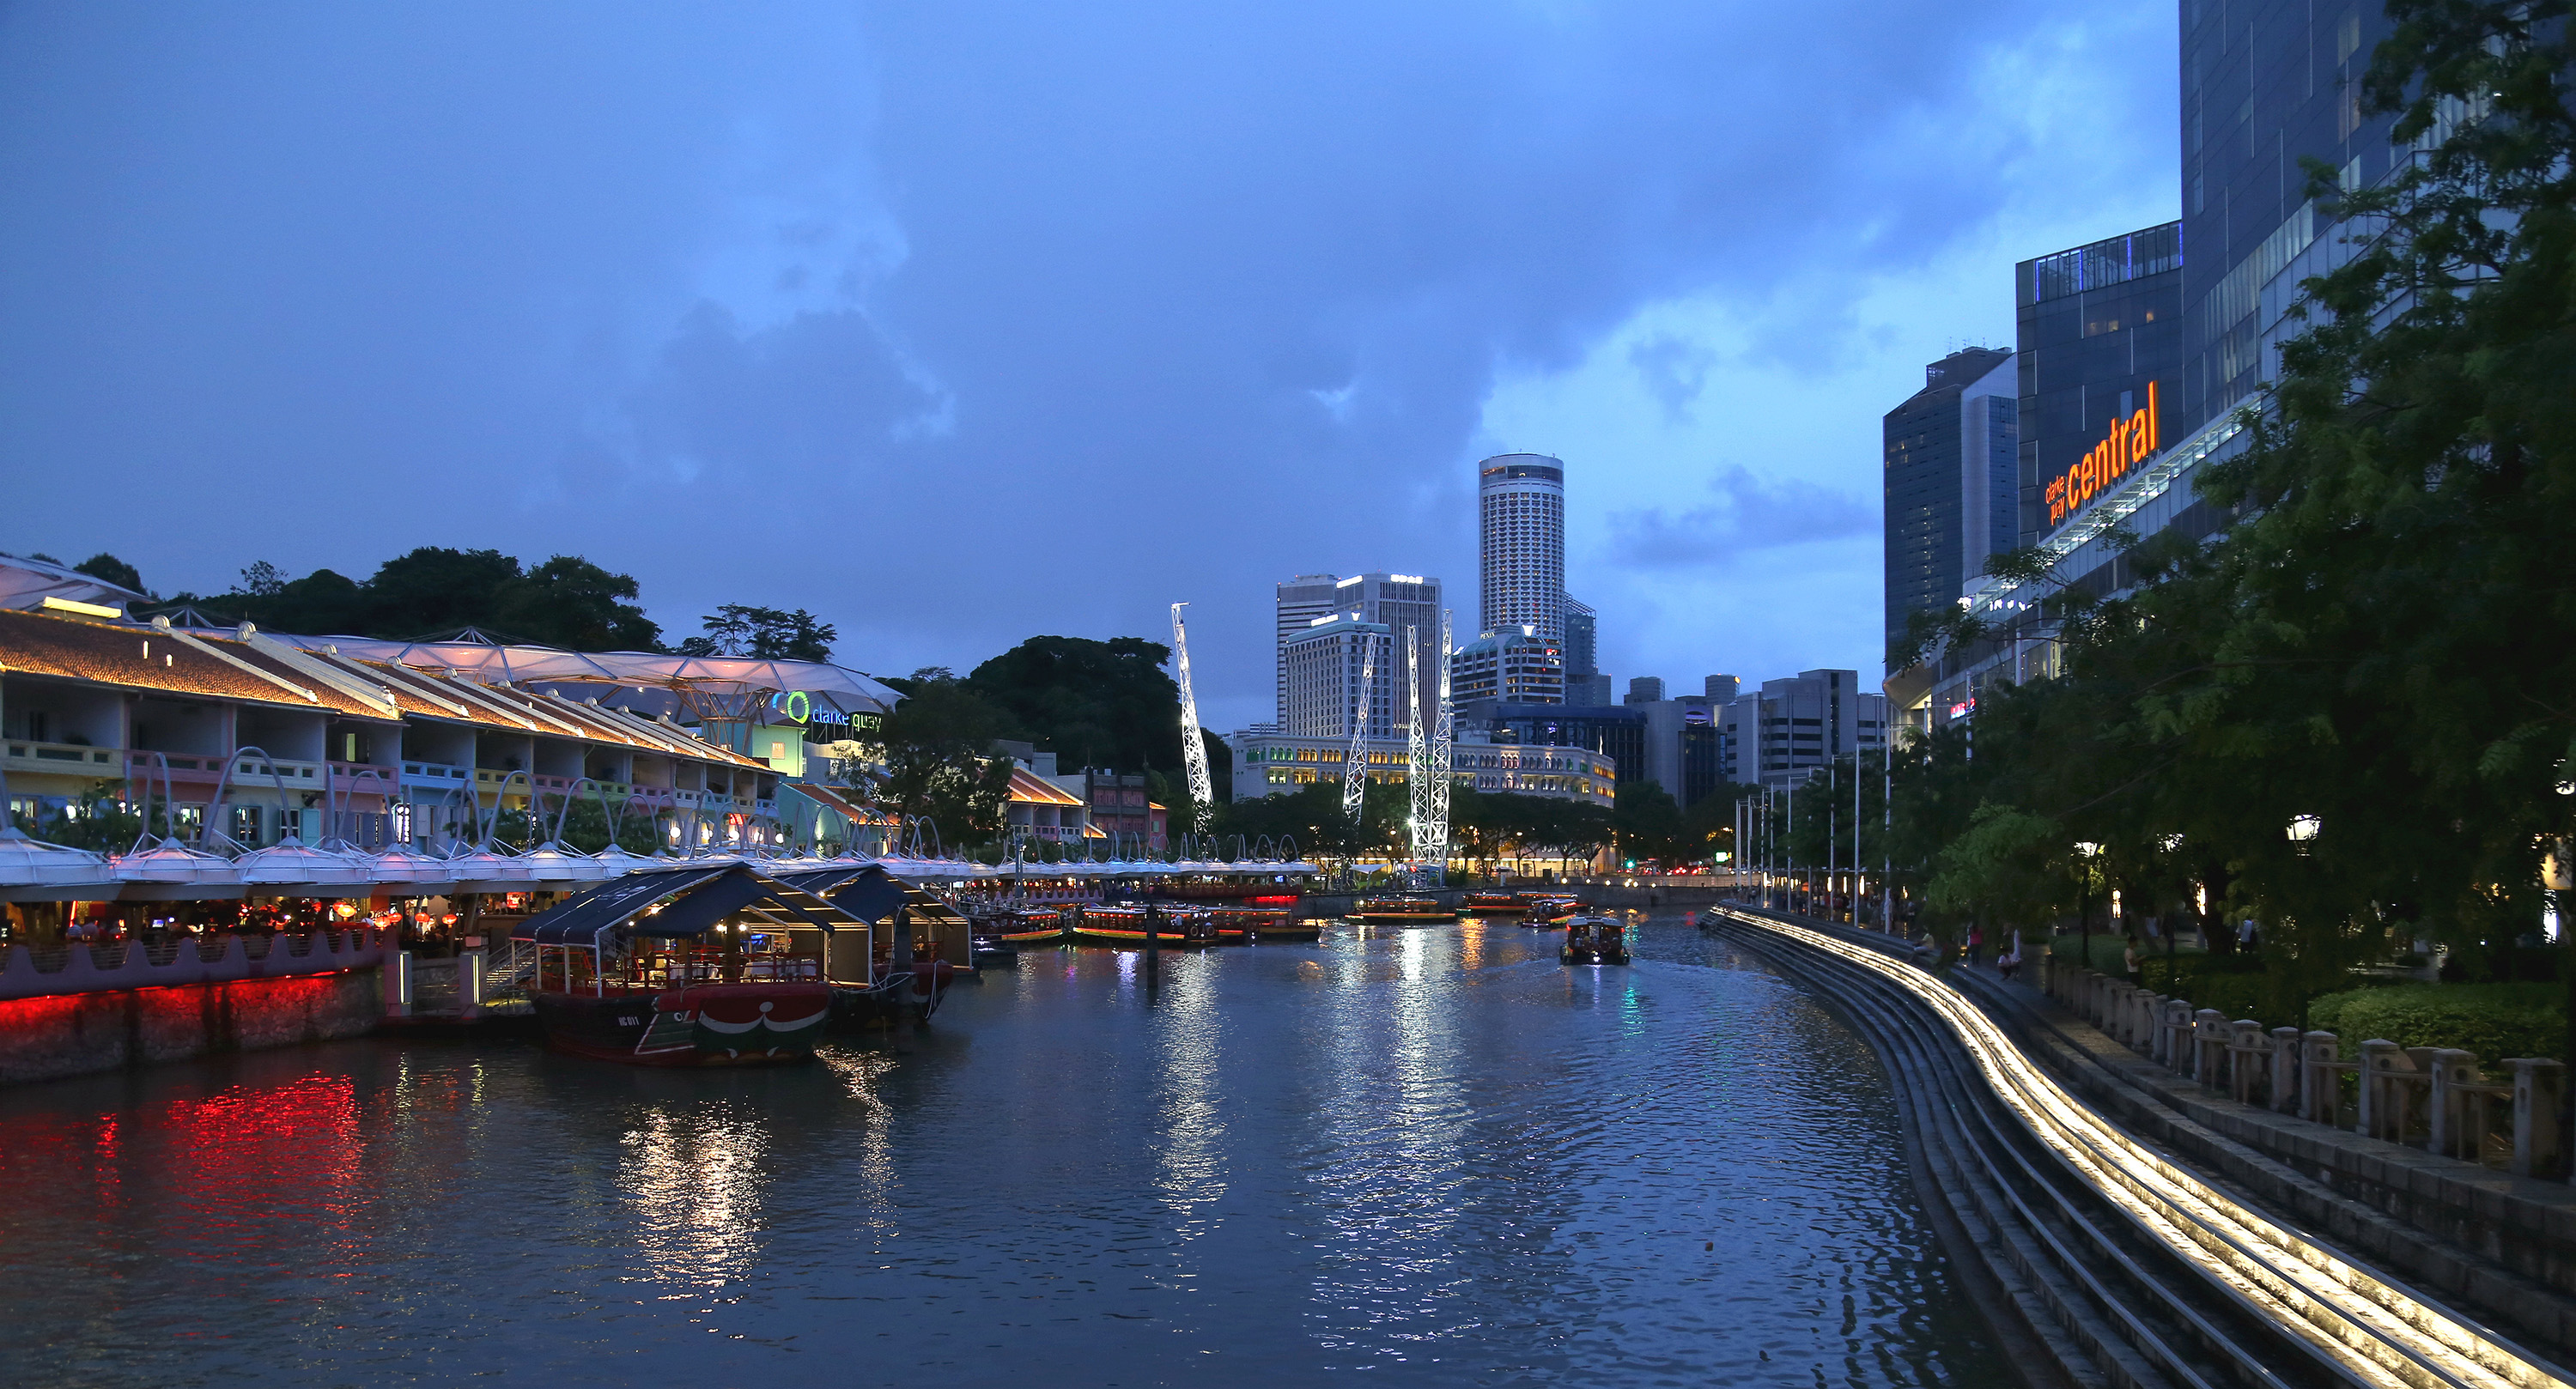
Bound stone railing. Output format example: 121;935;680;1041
2044;955;2567;1178
0;930;388;1002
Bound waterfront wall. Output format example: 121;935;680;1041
1297;884;1732;918
0;968;384;1087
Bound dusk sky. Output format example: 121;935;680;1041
0;2;2180;732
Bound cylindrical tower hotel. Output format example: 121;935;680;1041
1477;452;1564;640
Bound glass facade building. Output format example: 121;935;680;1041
1882;346;2016;658
2178;0;2400;434
2014;222;2184;547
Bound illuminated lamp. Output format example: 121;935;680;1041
440;913;459;925
2286;816;2322;851
333;902;359;919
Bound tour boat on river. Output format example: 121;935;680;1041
532;949;834;1066
1349;895;1457;925
1559;913;1631;966
1520;895;1582;926
1208;905;1319;942
1069;904;1222;948
1457;889;1528;913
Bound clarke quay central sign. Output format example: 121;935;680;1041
2044;379;2160;529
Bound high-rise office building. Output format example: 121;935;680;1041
1478;453;1566;642
1450;628;1564;707
2015;224;2185;549
1719;669;1890;788
1274;575;1343;724
1279;616;1395;740
2178;0;2400;438
1334;573;1443;739
1883;348;2017;656
1563;598;1597;679
1274;572;1443;734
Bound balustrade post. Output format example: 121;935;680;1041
2510;1058;2566;1179
2426;1048;2477;1159
2230;1021;2267;1104
2193;1010;2227;1086
2104;980;2133;1040
2303;1032;2342;1125
2359;1040;2408;1142
2159;999;2192;1068
2269;1028;2302;1114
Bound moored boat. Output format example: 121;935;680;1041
1209;906;1318;942
1068;904;1221;947
1349;895;1457;924
970;904;1067;960
1559;912;1631;966
1520;895;1582;926
1457;889;1528;913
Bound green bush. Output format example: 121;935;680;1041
2306;984;2566;1064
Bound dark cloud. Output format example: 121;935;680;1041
0;2;2176;725
1611;469;1879;569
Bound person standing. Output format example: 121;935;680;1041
2123;936;2143;987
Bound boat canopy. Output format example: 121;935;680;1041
512;863;896;947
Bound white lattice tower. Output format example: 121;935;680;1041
1406;626;1432;870
1426;608;1454;876
1170;603;1214;834
1341;630;1376;824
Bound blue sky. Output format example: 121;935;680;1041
0;2;2179;732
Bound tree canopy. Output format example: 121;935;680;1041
965;635;1182;775
165;546;664;650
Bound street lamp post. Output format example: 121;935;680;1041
2075;841;2103;976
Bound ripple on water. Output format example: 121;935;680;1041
0;918;2002;1388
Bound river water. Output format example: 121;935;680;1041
0;913;2004;1387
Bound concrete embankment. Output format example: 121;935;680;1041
0;969;384;1087
1704;904;2576;1387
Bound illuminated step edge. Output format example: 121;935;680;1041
1716;908;2568;1389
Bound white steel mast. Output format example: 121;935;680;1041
1170;603;1214;835
1341;630;1376;824
1426;609;1454;879
1405;626;1431;873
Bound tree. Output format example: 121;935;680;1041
1611;782;1689;869
72;553;143;595
496;557;663;651
875;668;1014;847
677;604;835;661
169;546;666;649
965;635;1181;775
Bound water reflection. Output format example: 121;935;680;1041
0;917;2003;1388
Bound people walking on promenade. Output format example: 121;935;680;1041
2123;936;2143;987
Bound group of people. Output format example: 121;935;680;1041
1960;925;2023;981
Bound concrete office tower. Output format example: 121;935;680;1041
1449;628;1564;707
1333;573;1443;740
2015;224;2184;548
1884;347;2017;658
2178;2;2398;437
1274;574;1344;724
1478;453;1566;642
1279;616;1394;739
1624;676;1665;705
1704;675;1740;702
1718;669;1891;788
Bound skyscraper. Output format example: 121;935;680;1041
1279;616;1395;740
1477;453;1566;642
1882;347;2017;658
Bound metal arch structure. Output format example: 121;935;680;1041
1170;604;1215;834
1341;629;1377;824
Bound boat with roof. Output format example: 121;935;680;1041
1558;911;1631;966
1349;894;1457;925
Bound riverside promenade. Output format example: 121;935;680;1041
1704;903;2576;1389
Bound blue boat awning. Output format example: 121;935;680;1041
513;864;875;946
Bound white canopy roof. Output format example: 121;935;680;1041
298;638;902;714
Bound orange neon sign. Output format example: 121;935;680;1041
2045;379;2159;527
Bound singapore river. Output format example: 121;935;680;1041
0;914;2003;1388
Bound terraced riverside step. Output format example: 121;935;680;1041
1704;905;2576;1389
1955;952;2576;1358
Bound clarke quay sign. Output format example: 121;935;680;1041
2044;379;2160;529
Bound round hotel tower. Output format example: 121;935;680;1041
1476;452;1565;640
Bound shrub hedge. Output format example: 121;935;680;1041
2306;984;2566;1064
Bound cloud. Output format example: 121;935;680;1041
1610;469;1878;569
0;0;2179;713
